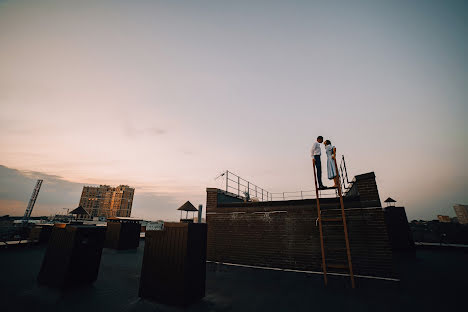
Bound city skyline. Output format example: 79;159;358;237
0;164;463;221
1;0;467;221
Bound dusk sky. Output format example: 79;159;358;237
0;0;466;221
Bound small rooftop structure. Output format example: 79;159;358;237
139;222;207;305
177;201;198;223
68;206;89;220
69;206;88;215
105;217;141;250
384;197;397;207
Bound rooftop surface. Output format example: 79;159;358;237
1;242;466;312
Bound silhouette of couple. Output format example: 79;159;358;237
311;136;338;190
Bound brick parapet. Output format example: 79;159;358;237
206;172;394;278
207;202;394;277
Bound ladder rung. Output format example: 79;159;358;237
322;186;338;189
321;217;342;222
326;247;347;251
327;263;349;269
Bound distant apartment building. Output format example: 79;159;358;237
79;185;135;218
453;204;468;225
437;215;451;223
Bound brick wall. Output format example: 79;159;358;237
345;172;382;208
206;172;395;278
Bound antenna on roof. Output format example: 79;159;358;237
214;172;225;180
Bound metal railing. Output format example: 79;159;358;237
338;155;353;190
219;158;352;202
268;189;342;201
269;190;315;201
220;170;272;201
269;154;353;200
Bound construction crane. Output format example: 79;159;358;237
22;179;43;224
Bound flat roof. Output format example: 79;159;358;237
1;243;467;311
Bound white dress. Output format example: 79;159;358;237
325;145;337;179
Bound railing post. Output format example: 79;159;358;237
226;171;229;192
339;164;345;189
224;171;271;202
283;192;285;200
301;191;303;199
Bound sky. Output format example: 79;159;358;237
0;0;467;221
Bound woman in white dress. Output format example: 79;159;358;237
324;140;339;188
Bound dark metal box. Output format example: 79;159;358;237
105;217;141;250
384;206;415;251
37;225;106;287
139;222;207;306
28;224;54;244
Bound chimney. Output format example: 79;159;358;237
198;204;203;223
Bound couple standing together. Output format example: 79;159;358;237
311;135;338;190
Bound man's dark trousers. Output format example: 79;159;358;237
314;155;324;187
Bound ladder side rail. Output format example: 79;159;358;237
334;156;355;288
313;158;328;286
342;155;350;184
339;162;346;191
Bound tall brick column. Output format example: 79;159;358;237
346;172;382;208
206;188;218;213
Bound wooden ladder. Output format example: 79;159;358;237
312;156;355;288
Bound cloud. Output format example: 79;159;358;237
0;165;87;216
123;126;167;137
148;128;166;135
0;199;26;216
